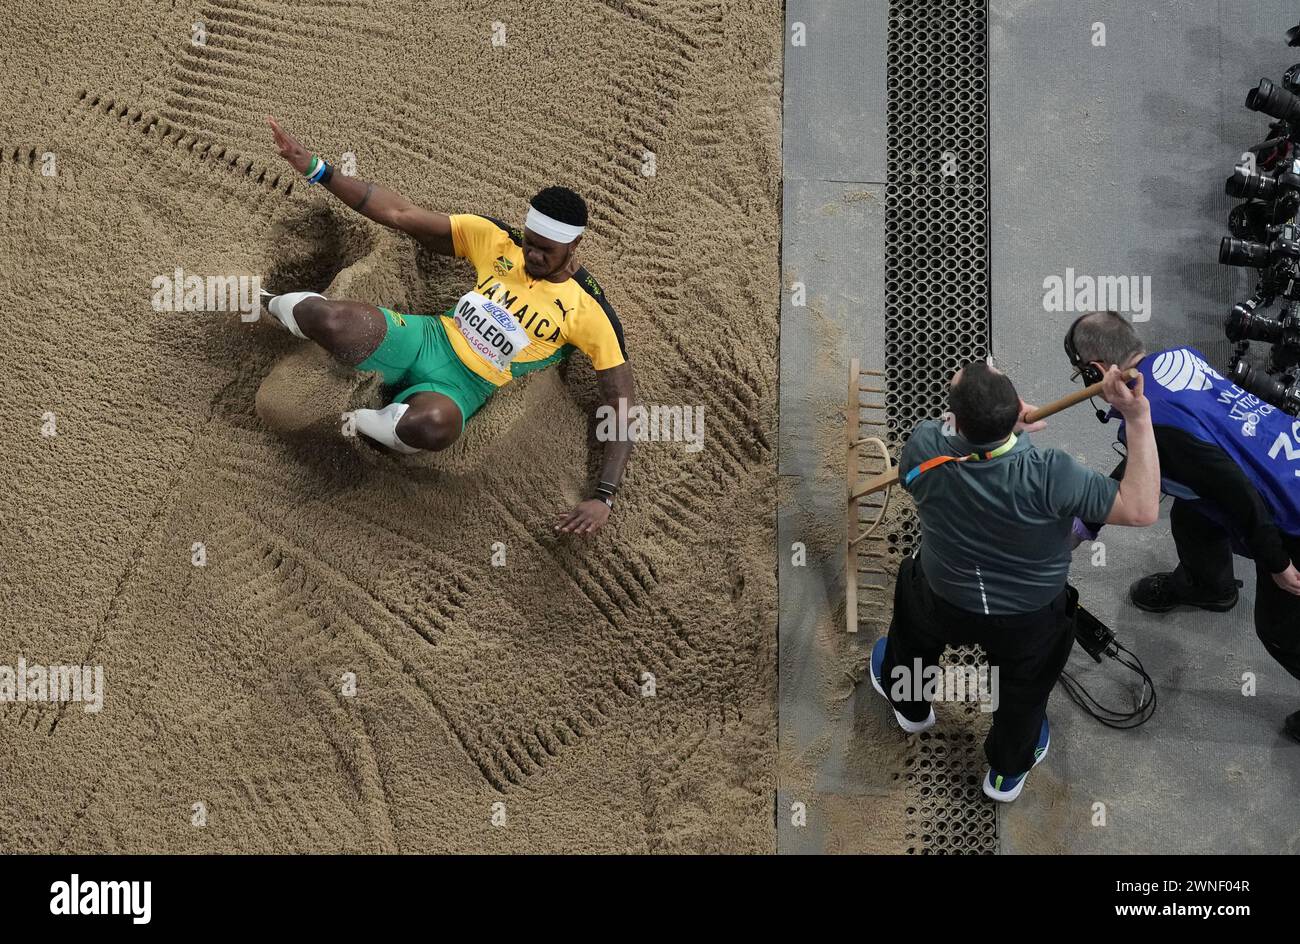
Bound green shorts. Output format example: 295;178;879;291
356;308;498;430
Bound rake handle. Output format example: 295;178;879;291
849;369;1136;500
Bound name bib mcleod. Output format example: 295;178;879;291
452;291;530;372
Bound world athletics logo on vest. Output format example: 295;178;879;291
1144;348;1274;439
1150;348;1223;394
1134;348;1300;535
1145;348;1273;437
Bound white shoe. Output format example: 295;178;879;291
869;637;936;734
982;718;1051;803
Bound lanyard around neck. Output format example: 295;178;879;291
903;433;1018;487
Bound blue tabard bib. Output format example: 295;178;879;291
1113;347;1300;538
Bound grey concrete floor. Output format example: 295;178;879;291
778;0;1300;854
991;0;1300;854
778;0;893;854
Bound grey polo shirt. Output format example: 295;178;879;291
900;419;1119;615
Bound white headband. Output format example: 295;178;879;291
525;206;585;244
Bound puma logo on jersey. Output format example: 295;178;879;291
554;299;572;320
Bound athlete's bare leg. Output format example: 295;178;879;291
262;290;386;364
394;391;462;451
263;291;463;453
290;297;388;365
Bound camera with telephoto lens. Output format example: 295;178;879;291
1226;297;1300;352
1247;77;1300;124
1224;158;1300;201
1227;356;1300;415
1229;197;1300;240
1219;221;1300;268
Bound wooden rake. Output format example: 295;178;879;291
844;362;1134;633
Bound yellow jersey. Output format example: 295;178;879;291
445;213;627;386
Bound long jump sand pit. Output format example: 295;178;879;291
0;0;780;852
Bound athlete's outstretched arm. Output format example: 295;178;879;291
267;117;454;255
556;363;635;537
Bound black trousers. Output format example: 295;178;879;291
1170;499;1300;682
881;554;1075;775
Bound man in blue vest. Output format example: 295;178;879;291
1065;311;1300;741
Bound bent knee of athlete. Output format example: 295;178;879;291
310;300;361;339
396;400;461;451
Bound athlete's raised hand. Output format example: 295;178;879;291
555;499;611;537
267;116;311;174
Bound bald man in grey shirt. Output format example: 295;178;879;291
906;420;1119;616
869;360;1159;802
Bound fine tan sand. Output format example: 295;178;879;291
0;0;781;852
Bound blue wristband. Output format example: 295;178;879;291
305;156;329;184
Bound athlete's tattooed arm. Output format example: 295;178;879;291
555;363;635;537
267;117;454;255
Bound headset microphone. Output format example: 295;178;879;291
1064;313;1114;422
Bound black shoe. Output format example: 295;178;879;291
1285;711;1300;744
1129;572;1240;613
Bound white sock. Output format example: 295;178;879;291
264;291;322;339
354;402;421;454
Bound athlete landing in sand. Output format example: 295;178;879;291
263;117;634;537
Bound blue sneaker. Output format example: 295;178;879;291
869;637;935;734
983;717;1051;802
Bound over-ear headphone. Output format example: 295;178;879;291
1064;313;1118;423
1064;314;1104;386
